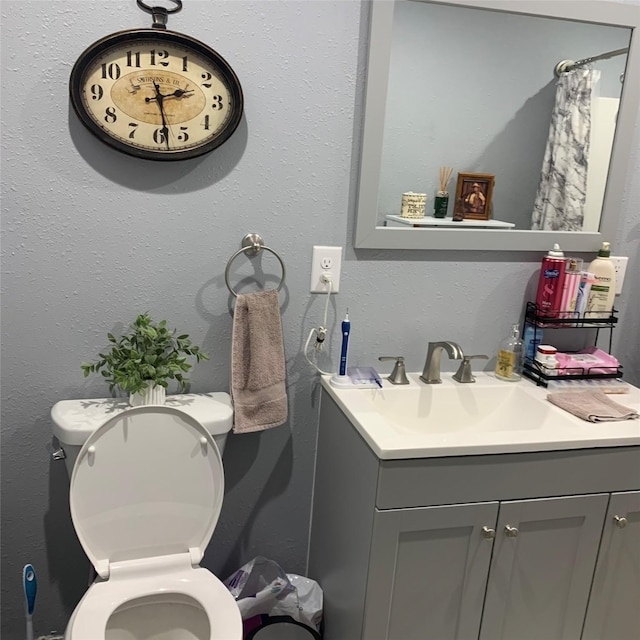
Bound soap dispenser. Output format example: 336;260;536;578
495;323;523;382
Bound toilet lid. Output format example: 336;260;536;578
69;406;224;574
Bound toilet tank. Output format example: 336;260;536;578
51;392;234;478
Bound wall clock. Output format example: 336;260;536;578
69;0;243;161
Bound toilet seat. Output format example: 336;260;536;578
68;565;240;639
67;406;241;639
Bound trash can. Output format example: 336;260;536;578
224;556;323;639
246;616;322;639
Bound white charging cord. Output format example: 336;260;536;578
305;275;334;375
315;275;332;351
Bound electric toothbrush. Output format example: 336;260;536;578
339;310;350;376
329;311;382;388
23;564;37;640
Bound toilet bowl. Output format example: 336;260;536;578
51;399;242;640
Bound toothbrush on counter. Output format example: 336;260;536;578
23;564;37;640
339;310;351;376
331;312;380;389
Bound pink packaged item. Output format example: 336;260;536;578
555;347;620;375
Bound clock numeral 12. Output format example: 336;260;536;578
149;49;169;67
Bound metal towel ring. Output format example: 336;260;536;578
225;233;286;297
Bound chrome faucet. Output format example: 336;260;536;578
452;354;489;383
378;356;410;385
420;341;464;384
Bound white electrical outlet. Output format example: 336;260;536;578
610;256;628;295
310;246;342;293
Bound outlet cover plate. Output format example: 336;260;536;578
610;256;628;295
310;246;342;293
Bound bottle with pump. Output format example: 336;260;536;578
495;323;523;381
585;242;616;318
535;244;566;317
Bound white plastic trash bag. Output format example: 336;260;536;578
224;556;323;631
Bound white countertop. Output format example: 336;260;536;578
320;373;640;459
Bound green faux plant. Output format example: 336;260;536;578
81;313;209;395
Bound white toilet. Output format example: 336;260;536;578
51;393;242;640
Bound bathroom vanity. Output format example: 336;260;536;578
308;374;640;640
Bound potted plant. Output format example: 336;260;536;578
81;313;209;406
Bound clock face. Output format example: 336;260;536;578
70;30;243;160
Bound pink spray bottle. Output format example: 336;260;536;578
535;244;566;317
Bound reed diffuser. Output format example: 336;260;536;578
434;166;453;218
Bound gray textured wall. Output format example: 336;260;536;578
1;1;638;637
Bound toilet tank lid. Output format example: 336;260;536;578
52;392;233;446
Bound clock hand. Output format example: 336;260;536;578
152;82;171;150
146;88;194;102
166;88;194;99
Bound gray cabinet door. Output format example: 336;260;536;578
582;490;640;640
362;501;499;640
480;493;608;640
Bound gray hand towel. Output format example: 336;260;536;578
231;290;287;433
547;390;639;423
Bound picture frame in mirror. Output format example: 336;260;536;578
454;173;495;221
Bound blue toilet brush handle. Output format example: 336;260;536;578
23;564;37;640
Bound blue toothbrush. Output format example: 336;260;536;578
23;564;37;640
339;310;351;376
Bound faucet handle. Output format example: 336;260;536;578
378;356;410;385
453;354;489;383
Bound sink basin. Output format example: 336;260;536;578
321;372;640;459
367;382;552;434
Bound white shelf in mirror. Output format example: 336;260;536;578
385;215;515;229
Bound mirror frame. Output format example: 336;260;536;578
354;0;640;252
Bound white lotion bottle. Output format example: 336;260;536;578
586;242;616;318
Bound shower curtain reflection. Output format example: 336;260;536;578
531;69;601;231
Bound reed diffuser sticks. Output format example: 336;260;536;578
438;166;453;193
434;166;453;218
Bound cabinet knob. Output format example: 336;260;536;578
614;515;628;528
481;526;495;539
504;525;519;538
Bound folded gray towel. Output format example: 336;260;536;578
231;290;287;433
547;390;639;423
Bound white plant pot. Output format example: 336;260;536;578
129;383;166;407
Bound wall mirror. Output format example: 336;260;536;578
354;0;640;252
